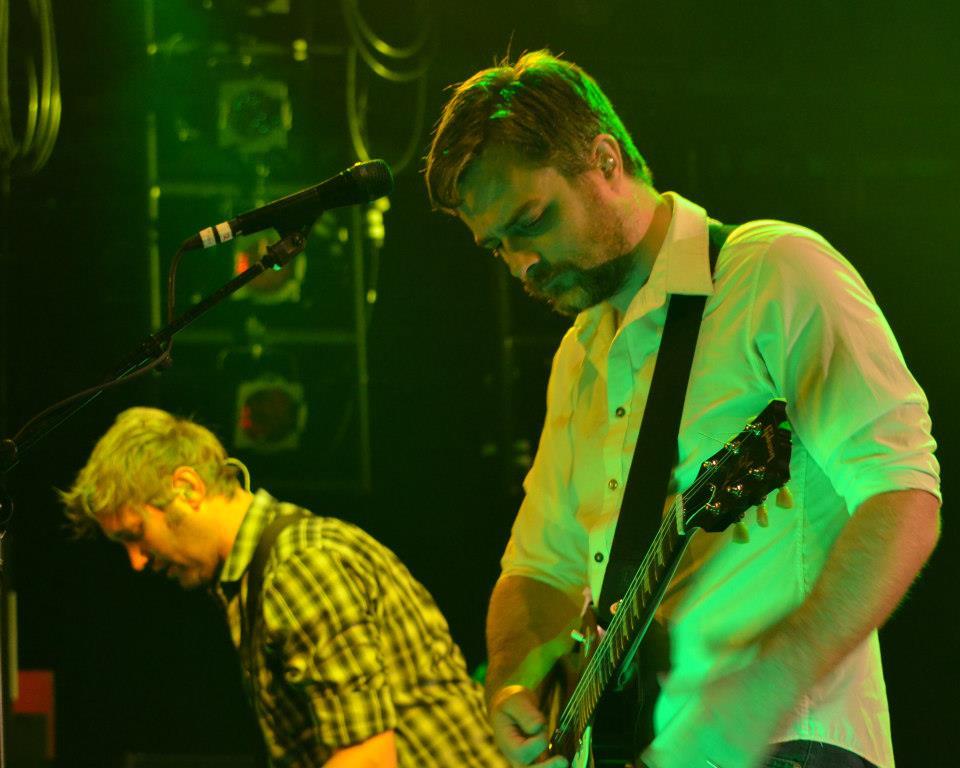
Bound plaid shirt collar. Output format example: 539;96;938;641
219;488;278;586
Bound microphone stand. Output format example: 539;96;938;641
0;225;310;474
0;223;311;766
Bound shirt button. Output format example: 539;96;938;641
615;406;626;417
594;552;605;563
608;478;619;490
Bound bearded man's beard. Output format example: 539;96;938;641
524;250;635;316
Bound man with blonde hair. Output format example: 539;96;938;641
426;51;941;768
62;406;507;768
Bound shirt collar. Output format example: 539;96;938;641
573;191;715;344
218;488;277;586
657;191;715;298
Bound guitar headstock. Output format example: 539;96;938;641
683;400;792;533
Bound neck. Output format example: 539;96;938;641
608;188;672;320
210;488;255;561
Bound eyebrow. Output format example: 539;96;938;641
475;200;539;250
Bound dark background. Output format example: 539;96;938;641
1;1;957;765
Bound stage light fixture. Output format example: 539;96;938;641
234;375;307;452
218;79;292;154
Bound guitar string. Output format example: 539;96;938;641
554;417;786;743
553;444;743;737
554;502;681;738
555;499;679;736
555;419;785;739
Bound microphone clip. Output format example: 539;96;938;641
261;226;310;272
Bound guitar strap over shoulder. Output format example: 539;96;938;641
240;511;313;690
596;221;736;624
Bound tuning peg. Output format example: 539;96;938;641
725;483;745;498
776;485;794;509
757;502;770;528
732;522;750;543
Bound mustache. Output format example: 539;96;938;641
525;261;575;294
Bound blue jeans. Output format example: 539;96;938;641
765;740;878;768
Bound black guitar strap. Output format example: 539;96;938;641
596;222;736;624
240;510;313;695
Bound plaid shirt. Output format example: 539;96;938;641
216;490;507;767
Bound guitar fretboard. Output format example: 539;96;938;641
552;500;693;755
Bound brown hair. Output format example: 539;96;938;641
425;49;651;213
60;407;241;537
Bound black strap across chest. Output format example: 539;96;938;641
596;222;735;622
240;511;313;681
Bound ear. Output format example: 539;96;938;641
171;466;206;509
590;134;623;180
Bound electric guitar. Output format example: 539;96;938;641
547;399;793;767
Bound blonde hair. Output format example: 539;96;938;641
60;407;241;537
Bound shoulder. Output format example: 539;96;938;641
528;319;590;417
722;218;856;271
721;219;837;266
717;218;872;304
553;322;586;369
265;515;392;600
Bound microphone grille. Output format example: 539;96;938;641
349;159;395;202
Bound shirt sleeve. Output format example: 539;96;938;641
748;229;940;513
263;547;397;751
500;332;592;598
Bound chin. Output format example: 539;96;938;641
551;301;582;318
551;288;595;317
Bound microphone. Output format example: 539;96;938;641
184;159;394;251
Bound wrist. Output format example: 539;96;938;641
487;683;533;714
755;618;820;693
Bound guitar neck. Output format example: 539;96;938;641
551;504;693;757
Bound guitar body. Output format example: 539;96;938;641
590;619;669;767
588;675;644;767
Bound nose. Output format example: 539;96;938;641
501;247;540;280
125;543;150;571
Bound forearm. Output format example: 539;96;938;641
642;489;941;768
485;574;583;704
325;730;397;768
760;488;941;686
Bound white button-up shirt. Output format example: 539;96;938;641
500;192;940;767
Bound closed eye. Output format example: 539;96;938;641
107;516;144;544
513;204;551;236
479;204;551;260
515;214;543;234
